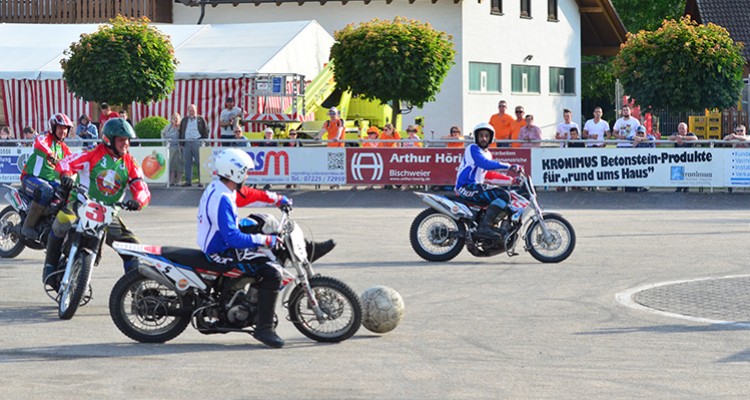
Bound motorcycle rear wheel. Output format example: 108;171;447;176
109;270;190;343
0;206;25;258
109;271;191;343
58;253;93;319
288;276;362;343
409;208;466;262
525;213;576;263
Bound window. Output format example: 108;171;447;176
548;0;558;20
469;62;502;93
520;0;531;18
549;67;575;94
491;0;503;15
511;65;540;94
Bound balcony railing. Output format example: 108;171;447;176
0;0;172;23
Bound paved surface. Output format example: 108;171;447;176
1;187;750;399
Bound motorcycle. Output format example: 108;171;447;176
45;187;134;320
108;205;362;344
0;184;70;258
409;169;576;263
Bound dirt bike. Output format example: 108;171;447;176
45;187;134;320
0;184;70;258
410;169;576;263
108;205;362;344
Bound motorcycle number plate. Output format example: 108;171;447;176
509;193;530;209
78;200;113;231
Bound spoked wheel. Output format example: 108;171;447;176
409;208;466;262
525;213;576;263
0;206;24;258
58;253;94;320
287;276;362;343
109;270;190;343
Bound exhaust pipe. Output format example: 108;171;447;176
137;264;180;293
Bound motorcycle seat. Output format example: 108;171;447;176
160;247;234;273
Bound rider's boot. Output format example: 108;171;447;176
21;201;45;240
253;289;285;348
475;205;505;241
42;232;64;290
305;239;336;263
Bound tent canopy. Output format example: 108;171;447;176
0;20;334;80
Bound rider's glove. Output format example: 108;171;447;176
60;175;75;191
276;195;292;207
124;199;142;211
509;164;523;173
512;176;523;185
264;234;278;248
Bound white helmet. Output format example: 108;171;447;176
214;149;255;184
473;122;495;148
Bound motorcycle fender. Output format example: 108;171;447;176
3;188;26;212
137;264;182;292
528;211;565;223
414;192;472;220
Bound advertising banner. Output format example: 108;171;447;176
726;149;750;187
129;147;169;184
199;147;347;185
0;146;32;183
346;148;531;186
531;148;724;187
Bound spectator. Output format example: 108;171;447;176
362;126;380;148
219;96;244;145
0;127;13;146
441;126;465;148
510;106;525;148
256;127;277;147
378;123;401;148
613;104;640;148
555;108;579;148
489;99;514;147
628;125;655;148
724;124;748;147
402;125;423;148
315;107;345;147
22;126;37;147
231;127;251;148
518;115;542;147
285;129;301;147
120;110;133;128
179;104;209;187
75;114;98;147
669;122;697;192
161;112;183;186
567;126;585;148
582;106;610;148
98;102;119;128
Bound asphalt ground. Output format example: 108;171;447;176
1;186;750;399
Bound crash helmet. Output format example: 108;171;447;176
101;118;137;156
49;113;74;141
473;122;495;149
214;148;255;184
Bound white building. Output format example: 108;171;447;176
175;0;625;140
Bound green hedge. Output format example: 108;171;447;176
134;116;169;146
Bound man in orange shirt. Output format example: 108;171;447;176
488;100;514;148
510;106;525;148
315;107;345;147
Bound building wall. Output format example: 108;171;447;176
174;0;580;141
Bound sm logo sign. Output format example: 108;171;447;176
247;150;290;176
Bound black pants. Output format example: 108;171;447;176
208;249;282;290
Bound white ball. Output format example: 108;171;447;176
360;285;405;334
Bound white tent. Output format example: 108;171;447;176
0;20;333;135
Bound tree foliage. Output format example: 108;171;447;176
330;17;455;112
613;17;744;111
61;15;177;106
613;0;684;32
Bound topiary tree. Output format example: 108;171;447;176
613;16;745;111
61;15;178;106
330;17;456;125
134;116;169;147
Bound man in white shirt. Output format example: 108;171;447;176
555;109;579;148
219;97;244;144
612;104;640;148
582;106;610;148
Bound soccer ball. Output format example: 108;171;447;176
360;285;405;334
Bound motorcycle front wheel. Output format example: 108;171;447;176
288;276;362;343
109;270;191;343
0;206;24;258
409;208;466;262
58;252;93;319
525;213;576;263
